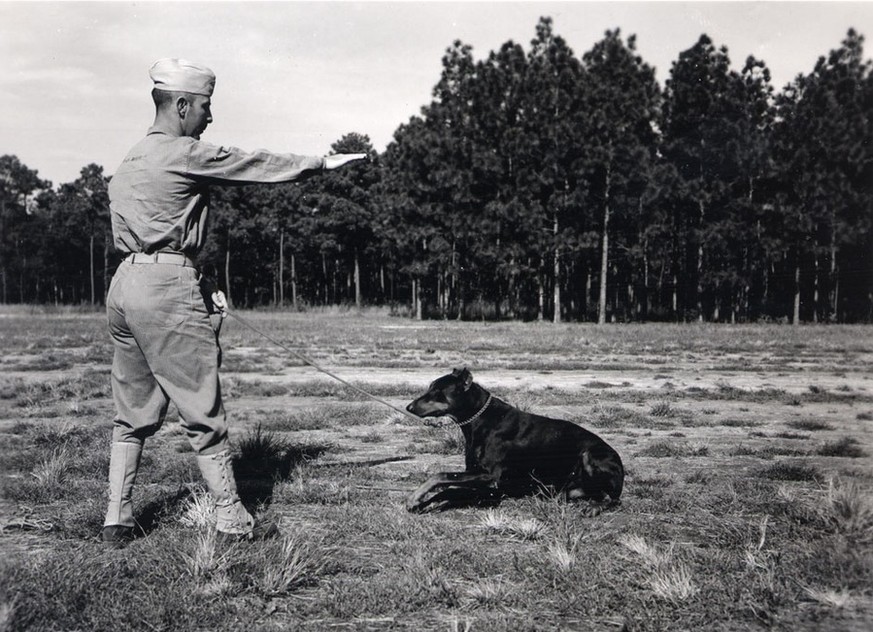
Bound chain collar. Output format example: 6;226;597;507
455;394;493;427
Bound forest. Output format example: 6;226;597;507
1;19;871;323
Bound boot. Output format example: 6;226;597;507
101;441;142;547
196;450;261;540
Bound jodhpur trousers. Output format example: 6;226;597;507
106;258;227;455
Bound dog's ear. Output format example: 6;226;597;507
459;367;473;391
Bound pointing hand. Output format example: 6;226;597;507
323;153;367;170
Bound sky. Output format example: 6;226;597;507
2;1;872;187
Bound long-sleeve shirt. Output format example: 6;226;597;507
109;127;325;255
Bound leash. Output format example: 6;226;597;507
223;309;424;424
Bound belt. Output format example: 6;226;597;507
127;252;196;267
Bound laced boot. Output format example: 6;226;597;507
196;450;278;543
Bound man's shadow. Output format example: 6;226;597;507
232;433;331;509
131;427;330;536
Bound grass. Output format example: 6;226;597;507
816;436;868;458
1;312;872;630
635;441;710;458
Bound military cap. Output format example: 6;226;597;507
149;58;216;96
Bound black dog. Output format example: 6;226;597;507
406;368;624;513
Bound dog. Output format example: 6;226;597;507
406;368;624;514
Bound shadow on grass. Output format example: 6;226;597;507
232;425;332;508
135;486;194;536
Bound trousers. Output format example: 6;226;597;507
106;258;227;454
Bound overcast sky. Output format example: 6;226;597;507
2;1;871;186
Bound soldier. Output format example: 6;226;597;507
102;58;365;546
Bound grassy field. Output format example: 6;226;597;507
1;307;872;631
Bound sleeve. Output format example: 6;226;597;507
185;140;326;185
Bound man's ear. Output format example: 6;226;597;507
176;96;189;119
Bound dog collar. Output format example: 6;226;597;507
456;394;493;427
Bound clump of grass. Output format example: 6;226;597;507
786;419;833;432
233;425;330;483
619;534;698;603
771;431;810;440
801;585;853;608
0;599;15;632
0;377;24;400
823;477;873;542
649;402;674;417
729;445;760;457
12;447;75;503
630;475;672;500
733;444;808;459
225;379;290;398
815;437;867;458
649;562;698;603
180;529;233;596
178;486;216;529
234;425;292;480
478;510;547;541
718;418;761;428
592;405;650;429
464;578;516;608
856;411;873;421
257;530;331;595
758;462;822;482
273;465;352;505
620;534;673;567
358;430;385;444
31;445;70;483
684;470;712;484
636;441;709;458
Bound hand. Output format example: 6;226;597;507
323;153;367;170
211;290;228;318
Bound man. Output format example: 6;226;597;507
102;58;364;546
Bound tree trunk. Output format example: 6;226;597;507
224;235;232;307
584;270;592;321
322;253;328;305
354;249;362;309
830;239;838;322
793;261;801;325
697;198;705;322
553;215;561;323
642;237;650;320
89;233;95;305
598;166;611;325
813;252;820;323
291;252;298;310
279;228;285;306
103;234;110;303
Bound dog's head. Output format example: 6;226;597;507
406;367;475;419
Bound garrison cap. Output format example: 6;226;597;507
149;58;216;96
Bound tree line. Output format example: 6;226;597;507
2;19;871;322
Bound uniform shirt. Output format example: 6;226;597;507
109;127;325;256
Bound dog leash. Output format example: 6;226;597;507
224;309;424;424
